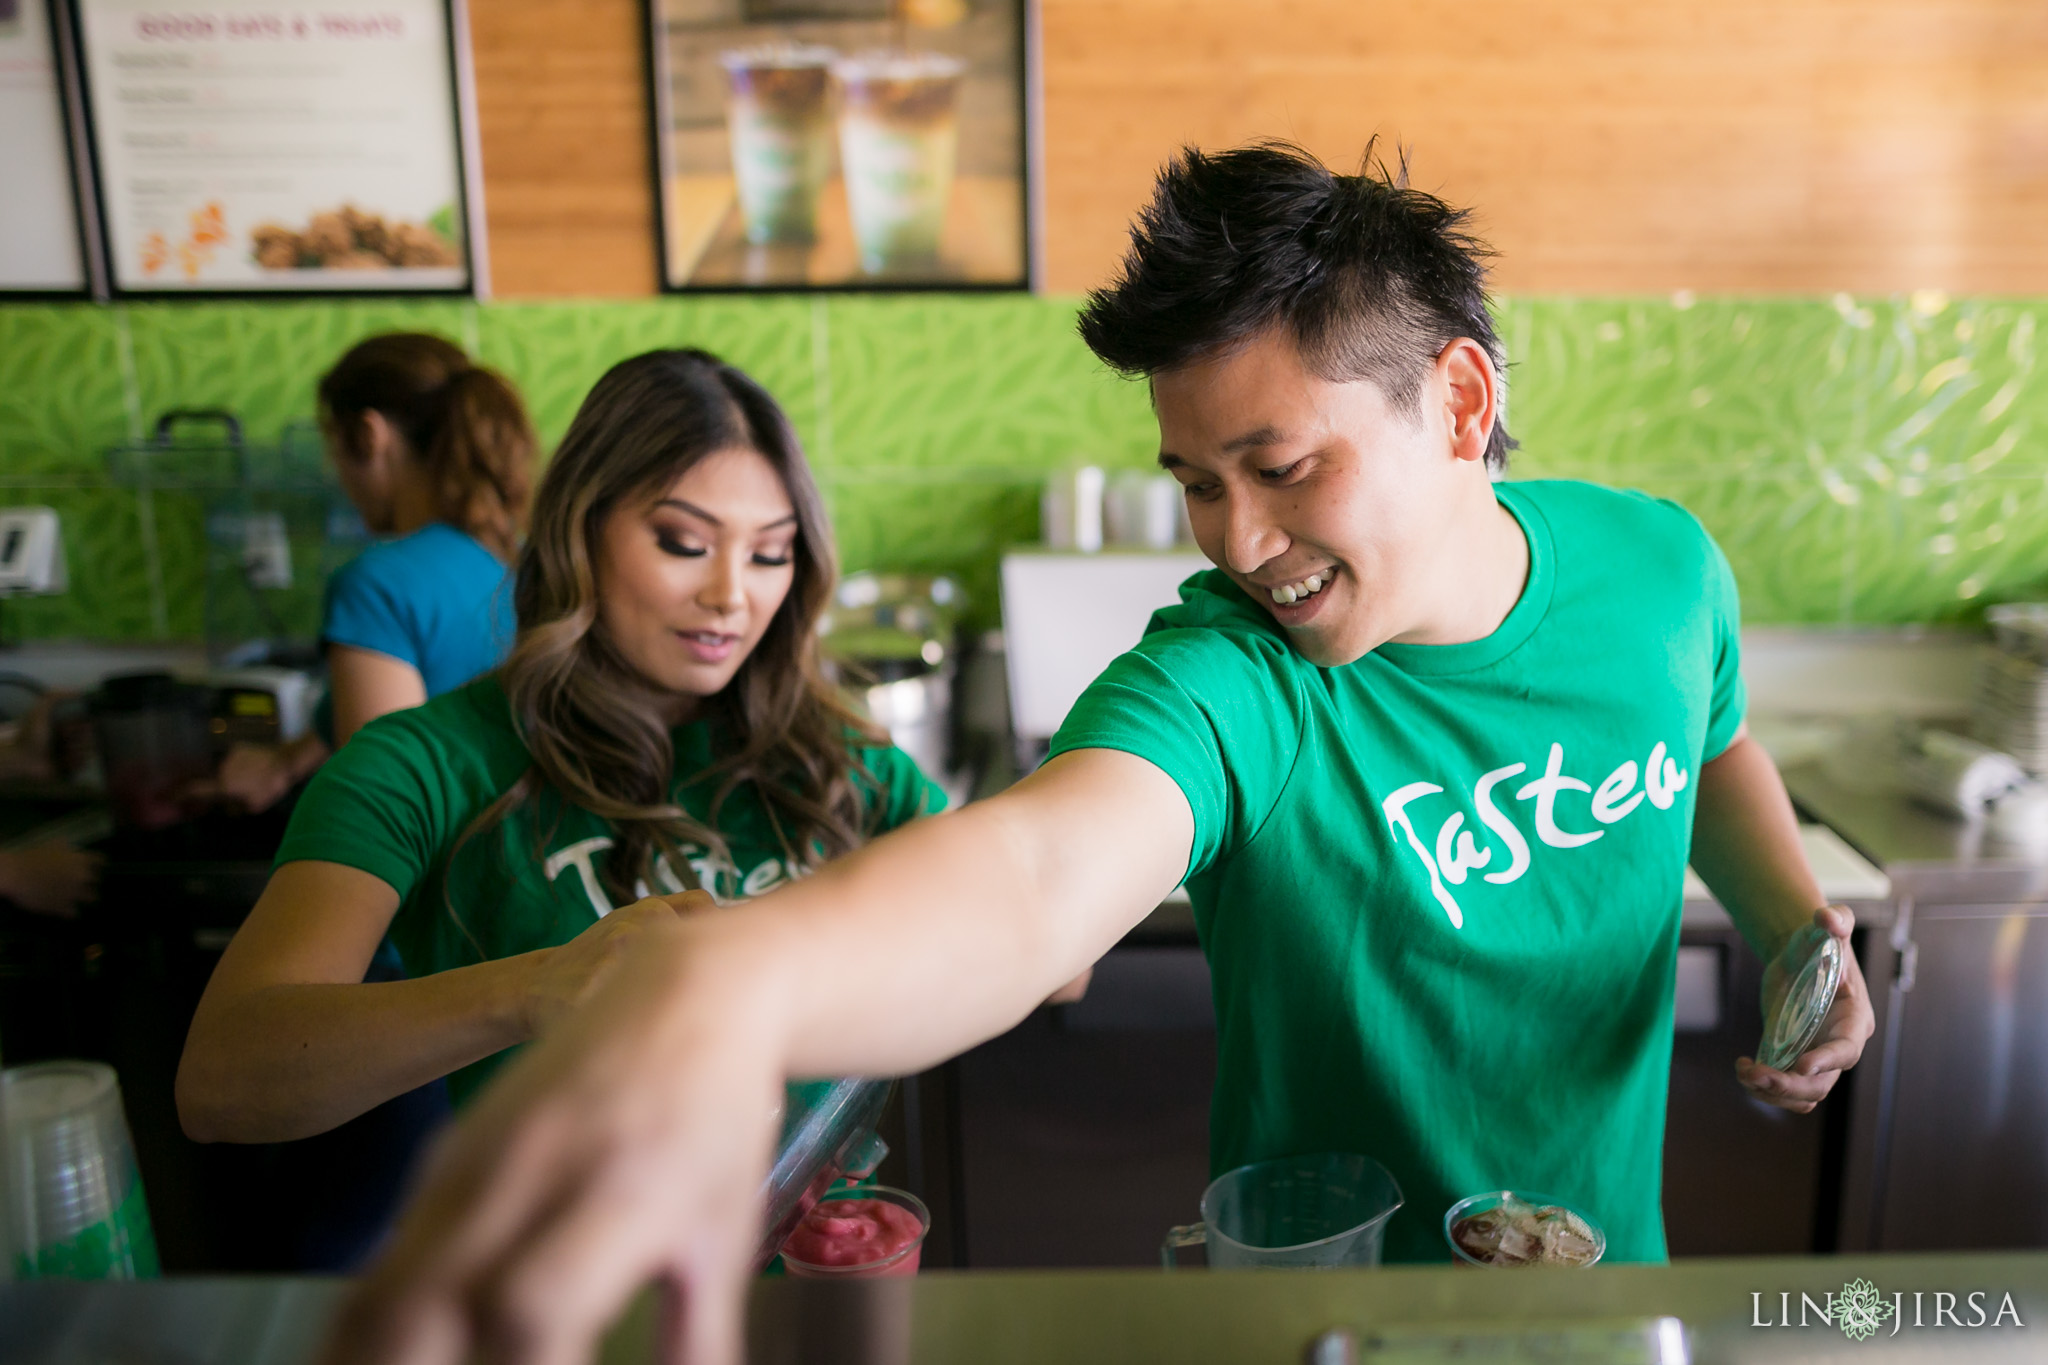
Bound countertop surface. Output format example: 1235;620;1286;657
6;1252;2045;1363
1782;761;2048;905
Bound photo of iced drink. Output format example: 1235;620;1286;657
833;51;967;273
720;44;836;245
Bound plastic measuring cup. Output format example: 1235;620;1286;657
2;1061;160;1279
1162;1152;1404;1269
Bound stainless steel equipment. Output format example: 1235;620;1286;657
1785;760;2048;1252
822;573;964;788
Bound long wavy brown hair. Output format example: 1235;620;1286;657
466;349;885;908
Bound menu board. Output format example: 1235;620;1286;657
0;0;91;292
73;0;474;294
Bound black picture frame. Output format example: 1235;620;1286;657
65;0;483;300
0;0;103;301
644;0;1036;295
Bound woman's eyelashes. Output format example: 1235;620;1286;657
656;530;792;568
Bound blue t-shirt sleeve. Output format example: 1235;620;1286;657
322;553;423;670
1703;533;1747;761
1048;627;1304;882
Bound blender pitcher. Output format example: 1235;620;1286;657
1162;1152;1403;1269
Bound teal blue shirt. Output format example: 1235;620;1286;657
322;522;514;696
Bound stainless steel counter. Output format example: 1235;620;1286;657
1779;761;2048;1256
1783;761;2048;904
8;1253;2047;1363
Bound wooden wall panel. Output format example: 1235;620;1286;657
469;0;2048;298
470;0;658;297
1038;0;2048;294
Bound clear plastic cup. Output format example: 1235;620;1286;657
779;1185;930;1278
1162;1152;1404;1269
2;1061;160;1279
1443;1189;1605;1268
720;44;837;245
833;50;966;273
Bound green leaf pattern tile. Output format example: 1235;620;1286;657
475;298;821;452
3;293;2046;642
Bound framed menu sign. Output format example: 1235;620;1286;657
0;0;93;294
71;0;479;295
649;0;1031;292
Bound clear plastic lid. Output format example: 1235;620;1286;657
1758;927;1844;1072
754;1078;893;1271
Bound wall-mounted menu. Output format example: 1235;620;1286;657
74;0;473;293
0;0;90;291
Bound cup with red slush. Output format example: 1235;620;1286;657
779;1185;930;1278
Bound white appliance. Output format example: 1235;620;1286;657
0;507;66;596
999;548;1212;744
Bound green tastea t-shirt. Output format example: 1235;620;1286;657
1049;479;1746;1265
276;676;945;1104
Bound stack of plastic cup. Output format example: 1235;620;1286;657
2;1061;160;1279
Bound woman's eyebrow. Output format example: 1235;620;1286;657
656;498;797;531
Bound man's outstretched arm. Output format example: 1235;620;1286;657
1689;725;1876;1114
319;747;1194;1365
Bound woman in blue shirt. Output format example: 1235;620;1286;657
216;334;538;807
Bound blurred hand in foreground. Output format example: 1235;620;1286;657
318;916;780;1365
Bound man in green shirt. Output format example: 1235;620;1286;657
322;144;1874;1364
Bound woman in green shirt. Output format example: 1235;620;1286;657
175;348;942;1141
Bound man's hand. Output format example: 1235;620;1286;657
1735;904;1875;1113
522;892;715;1037
321;917;780;1365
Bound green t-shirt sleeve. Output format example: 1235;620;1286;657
1702;532;1748;761
859;742;948;831
1047;628;1303;882
273;710;457;901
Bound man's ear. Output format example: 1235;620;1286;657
1437;338;1498;465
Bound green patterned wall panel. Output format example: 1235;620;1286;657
1508;295;2048;622
124;300;476;443
0;489;153;640
475;298;821;452
820;295;1153;475
4;291;2047;643
0;306;130;476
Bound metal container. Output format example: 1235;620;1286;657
822;573;963;785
